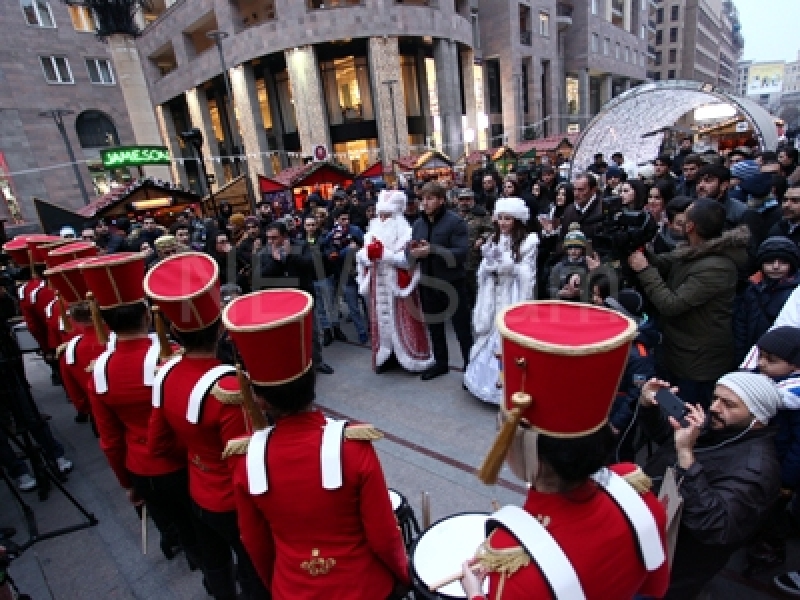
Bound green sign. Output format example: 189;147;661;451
101;146;171;169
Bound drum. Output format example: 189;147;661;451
410;512;490;600
388;488;420;550
12;322;38;353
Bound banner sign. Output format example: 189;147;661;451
101;146;171;169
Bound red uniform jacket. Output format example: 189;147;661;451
148;356;248;513
30;284;55;351
87;337;185;489
59;325;106;415
44;297;64;350
230;410;410;599
19;279;47;350
483;463;670;599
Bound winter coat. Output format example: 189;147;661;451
733;273;800;365
547;257;589;301
768;219;800;248
321;225;364;285
636;226;750;381
559;195;604;243
642;405;780;598
609;319;660;432
462;207;494;272
409;206;469;282
259;239;316;296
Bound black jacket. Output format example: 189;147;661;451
409;206;468;282
643;408;780;599
768;219;800;247
259;239;316;295
559;195;604;242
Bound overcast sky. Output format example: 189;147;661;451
737;0;799;63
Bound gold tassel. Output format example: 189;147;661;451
211;383;243;405
55;342;68;359
152;306;173;361
58;293;72;333
237;364;268;431
86;292;108;345
222;437;251;459
474;539;531;577
477;392;532;485
343;424;383;441
622;465;652;494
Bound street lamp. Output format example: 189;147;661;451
206;30;242;178
381;79;400;160
179;128;218;217
38;109;91;206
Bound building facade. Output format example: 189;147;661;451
135;0;478;193
648;0;742;92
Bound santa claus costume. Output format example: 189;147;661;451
356;190;434;374
464;197;538;404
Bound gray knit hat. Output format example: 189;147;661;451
716;372;782;424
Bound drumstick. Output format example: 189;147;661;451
422;492;431;530
428;559;482;592
141;505;147;555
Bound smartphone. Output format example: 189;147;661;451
655;388;689;427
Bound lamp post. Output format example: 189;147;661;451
381;79;400;160
206;30;242;178
39;109;91;206
179;128;218;217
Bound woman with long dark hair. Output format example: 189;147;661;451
464;197;538;404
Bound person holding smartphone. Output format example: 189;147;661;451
639;373;783;599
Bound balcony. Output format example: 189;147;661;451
520;30;532;45
556;2;572;30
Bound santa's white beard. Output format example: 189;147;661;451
367;216;410;253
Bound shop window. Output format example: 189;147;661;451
22;0;54;27
400;56;422;118
40;56;73;84
566;76;579;115
69;5;95;31
86;58;115;85
333;139;378;174
256;78;274;131
320;56;374;126
275;71;297;134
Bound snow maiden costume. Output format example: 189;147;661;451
464;197;538;404
356;190;434;373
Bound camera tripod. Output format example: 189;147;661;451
0;343;97;558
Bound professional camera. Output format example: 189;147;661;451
590;196;658;260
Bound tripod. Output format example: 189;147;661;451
0;326;97;557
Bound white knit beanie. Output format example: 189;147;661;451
716;372;782;424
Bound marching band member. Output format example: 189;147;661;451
462;301;670;600
81;252;198;565
145;252;268;600
223;289;410;599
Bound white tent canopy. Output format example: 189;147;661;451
571;80;779;176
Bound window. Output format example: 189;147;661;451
86;58;114;84
539;12;549;36
670;5;679;20
669;27;677;43
615;42;620;59
640;53;645;67
634;50;639;65
655;7;663;24
319;56;374;125
655;29;662;45
654;51;662;66
486;59;502;114
40;56;73;84
603;37;610;55
591;33;599;53
308;0;362;7
591;0;598;15
669;49;677;64
668;69;676;79
641;24;646;39
21;0;54;27
68;5;95;31
625;46;630;63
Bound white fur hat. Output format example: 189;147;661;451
493;197;530;224
376;189;406;215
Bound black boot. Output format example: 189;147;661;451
204;562;238;600
237;563;269;599
332;325;348;342
322;328;334;347
183;544;203;572
159;524;182;561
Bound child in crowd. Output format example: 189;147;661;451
548;224;589;301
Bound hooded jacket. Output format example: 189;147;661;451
636;225;750;381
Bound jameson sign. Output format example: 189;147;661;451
101;146;171;169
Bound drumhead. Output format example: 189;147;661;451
410;512;490;599
388;489;403;512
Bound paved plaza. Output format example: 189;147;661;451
0;325;794;599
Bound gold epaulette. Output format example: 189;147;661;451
474;533;530;576
222;436;251;459
621;465;652;494
55;342;67;359
344;423;383;441
212;382;243;405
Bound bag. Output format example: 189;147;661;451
657;466;684;566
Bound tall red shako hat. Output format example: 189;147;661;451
28;237;71;266
222;289;314;386
80;252;146;309
44;241;97;271
478;300;637;484
143;252;221;332
2;235;56;269
44;257;94;305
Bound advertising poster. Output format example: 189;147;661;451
747;63;785;95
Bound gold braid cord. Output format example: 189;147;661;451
343;424;383;441
212;383;243;405
222;436;251;459
55;342;68;359
621;465;653;494
474;533;530;577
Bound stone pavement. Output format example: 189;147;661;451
0;325;795;599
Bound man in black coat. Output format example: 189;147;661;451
768;182;800;246
259;221;333;374
408;182;473;381
559;173;604;243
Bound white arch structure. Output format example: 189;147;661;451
571;80;779;175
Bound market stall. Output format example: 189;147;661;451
257;174;293;217
413;150;453;182
515;134;577;167
488;145;518;175
270;161;355;211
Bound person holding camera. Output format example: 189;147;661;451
640;373;782;599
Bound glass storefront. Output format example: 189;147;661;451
400;55;421;117
320;56;374;126
275;70;297;134
333;139;378;174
